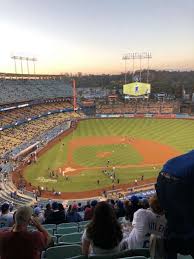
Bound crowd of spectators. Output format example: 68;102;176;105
0;101;73;128
0;194;166;258
96;100;180;114
0;111;81;157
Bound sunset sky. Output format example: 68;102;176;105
0;0;193;74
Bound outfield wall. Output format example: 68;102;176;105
95;113;194;120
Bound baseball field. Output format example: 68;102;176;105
23;118;194;198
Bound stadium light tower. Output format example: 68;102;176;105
122;55;128;84
11;55;38;74
11;56;17;74
72;79;77;111
32;57;37;74
122;52;152;83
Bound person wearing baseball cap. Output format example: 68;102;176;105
156;150;194;258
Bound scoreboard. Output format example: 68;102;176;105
123;82;151;96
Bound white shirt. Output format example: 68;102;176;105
121;209;166;250
82;229;121;255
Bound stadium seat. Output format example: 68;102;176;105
69;256;87;259
78;221;90;232
43;224;57;230
46;228;55;236
58;223;78;228
43;224;57;235
58;233;82;245
44;244;82;259
178;255;193;259
118;257;147;259
79;220;90;226
88;254;147;259
57;226;79;235
88;248;150;259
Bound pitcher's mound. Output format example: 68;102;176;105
96;152;112;158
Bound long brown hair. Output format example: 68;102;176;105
86;201;123;249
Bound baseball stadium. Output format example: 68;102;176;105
1;69;194;259
1;1;194;258
1;72;194;203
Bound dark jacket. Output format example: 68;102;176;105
66;211;82;223
44;210;66;224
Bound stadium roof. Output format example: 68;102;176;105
0;72;68;80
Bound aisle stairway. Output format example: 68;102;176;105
0;176;35;207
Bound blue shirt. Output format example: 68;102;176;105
162;150;194;180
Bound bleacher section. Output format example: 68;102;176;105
0;78;72;104
96;100;180;114
0;101;73;128
0;112;81;158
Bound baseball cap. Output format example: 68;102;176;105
130;195;139;203
162;150;194;179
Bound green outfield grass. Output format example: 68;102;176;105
24;118;194;192
73;144;143;167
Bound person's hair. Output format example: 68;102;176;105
15;206;33;225
1;203;9;214
124;200;131;220
149;195;164;215
141;198;150;209
58;203;64;211
46;203;51;210
52;202;59;210
86;201;123;249
67;204;72;213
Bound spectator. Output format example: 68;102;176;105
84;200;98;221
156;150;194;259
82;201;123;256
121;195;166;252
109;199;115;208
44;203;52;220
140;198;150;209
78;202;82;212
33;207;45;224
66;204;82;223
0;203;13;228
84;201;91;210
44;202;66;224
58;203;65;214
123;200;131;224
0;206;52;259
128;195;141;222
115;200;125;218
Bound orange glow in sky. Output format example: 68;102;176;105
0;0;193;74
